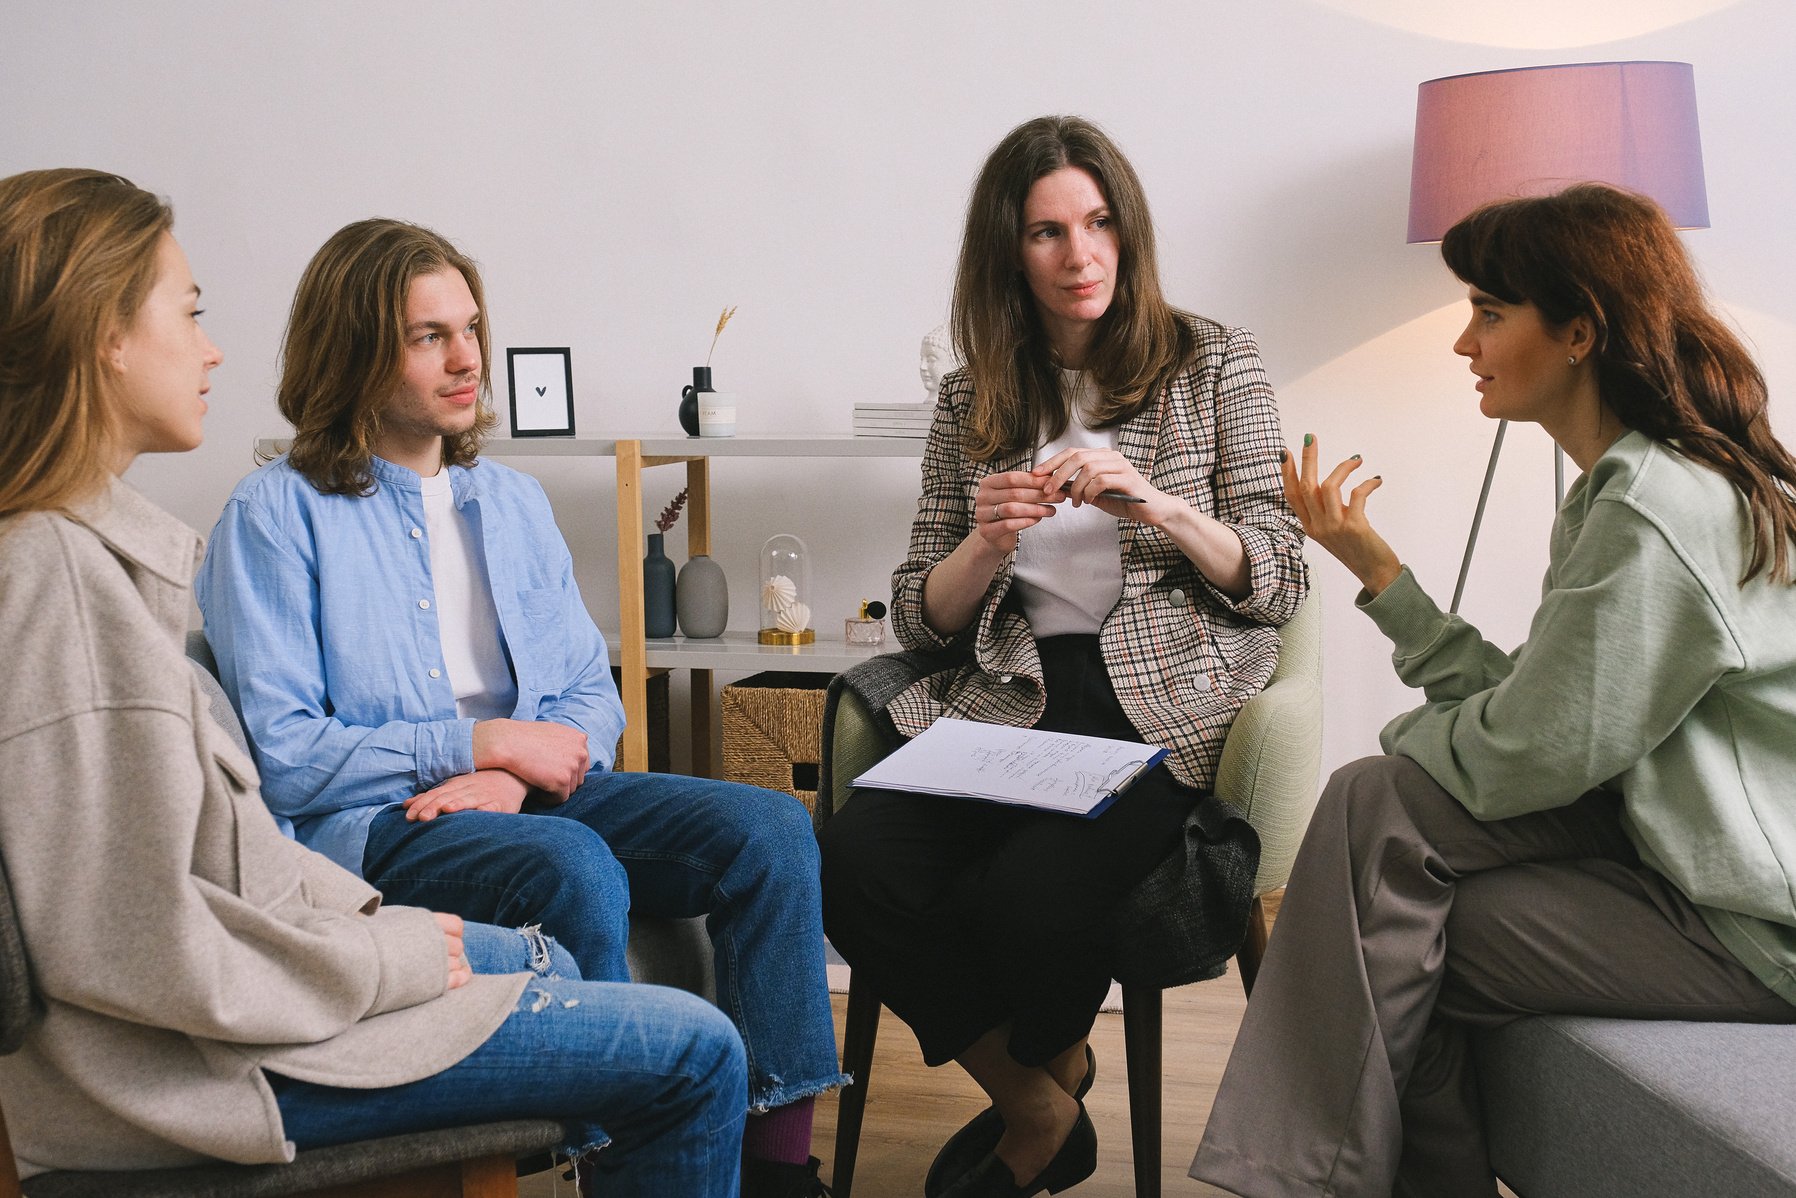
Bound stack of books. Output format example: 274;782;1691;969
853;401;933;439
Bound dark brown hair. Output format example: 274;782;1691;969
278;218;493;495
0;168;172;516
951;115;1192;462
1443;183;1796;584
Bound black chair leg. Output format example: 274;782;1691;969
832;971;881;1198
1122;984;1163;1198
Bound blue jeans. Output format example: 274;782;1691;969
273;923;745;1197
362;770;845;1109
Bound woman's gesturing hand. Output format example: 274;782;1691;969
971;469;1060;557
1282;435;1403;597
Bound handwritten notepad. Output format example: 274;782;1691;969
852;717;1168;818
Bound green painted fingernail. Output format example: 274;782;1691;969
1303;433;1314;447
1277;449;1288;463
1351;454;1362;461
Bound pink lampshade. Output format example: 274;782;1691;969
1407;61;1707;243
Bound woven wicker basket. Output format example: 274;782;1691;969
720;671;830;822
608;668;670;774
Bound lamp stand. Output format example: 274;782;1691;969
1449;421;1568;615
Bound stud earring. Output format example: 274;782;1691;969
1568;355;1578;366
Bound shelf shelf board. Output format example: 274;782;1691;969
255;434;925;461
604;629;890;673
490;434;923;459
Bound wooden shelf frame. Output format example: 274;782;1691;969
616;443;715;774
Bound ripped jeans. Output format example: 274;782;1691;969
362;770;847;1110
271;923;746;1197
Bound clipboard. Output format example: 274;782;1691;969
852;717;1169;818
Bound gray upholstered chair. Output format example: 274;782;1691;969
818;589;1324;1198
1475;1015;1796;1196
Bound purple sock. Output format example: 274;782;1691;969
742;1096;815;1166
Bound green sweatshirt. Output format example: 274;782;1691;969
1360;430;1796;1006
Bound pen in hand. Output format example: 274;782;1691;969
1059;480;1147;504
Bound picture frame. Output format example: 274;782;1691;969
506;347;576;437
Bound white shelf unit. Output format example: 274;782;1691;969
605;631;891;674
489;435;921;774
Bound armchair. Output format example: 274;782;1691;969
818;589;1323;1198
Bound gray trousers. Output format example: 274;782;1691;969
1190;755;1796;1198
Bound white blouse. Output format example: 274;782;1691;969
1013;369;1125;637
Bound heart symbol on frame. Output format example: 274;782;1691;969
535;386;547;396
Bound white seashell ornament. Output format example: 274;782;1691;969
775;602;811;633
761;574;798;609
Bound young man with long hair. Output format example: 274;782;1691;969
196;218;841;1198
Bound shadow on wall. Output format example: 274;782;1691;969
1192;139;1457;390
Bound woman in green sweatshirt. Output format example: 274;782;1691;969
1191;183;1796;1198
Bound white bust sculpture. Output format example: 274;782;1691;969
919;323;961;401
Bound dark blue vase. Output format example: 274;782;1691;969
643;533;677;638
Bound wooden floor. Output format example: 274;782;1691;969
521;978;1248;1196
517;980;1524;1196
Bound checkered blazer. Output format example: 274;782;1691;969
887;314;1309;791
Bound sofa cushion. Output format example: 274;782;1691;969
1476;1016;1796;1198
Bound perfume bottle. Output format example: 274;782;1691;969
758;533;815;645
845;599;886;646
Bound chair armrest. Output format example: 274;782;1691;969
1214;671;1323;895
823;686;894;825
817;649;960;825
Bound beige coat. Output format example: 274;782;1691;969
0;480;525;1178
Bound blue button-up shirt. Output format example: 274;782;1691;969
195;454;625;873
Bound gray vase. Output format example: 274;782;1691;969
676;554;729;638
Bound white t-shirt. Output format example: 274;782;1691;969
1013;370;1125;637
418;470;517;720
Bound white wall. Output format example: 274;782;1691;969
6;0;1792;778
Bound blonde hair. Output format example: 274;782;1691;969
277;218;494;495
0;168;172;516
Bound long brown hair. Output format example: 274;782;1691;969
951;115;1192;462
278;218;494;495
0;168;172;517
1442;184;1796;584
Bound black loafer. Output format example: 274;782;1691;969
935;1103;1096;1198
924;1047;1095;1198
741;1154;832;1197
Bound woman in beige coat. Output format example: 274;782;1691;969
0;167;745;1195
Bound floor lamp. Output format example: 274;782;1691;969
1406;60;1709;612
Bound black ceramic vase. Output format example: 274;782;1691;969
678;366;712;437
643;533;677;638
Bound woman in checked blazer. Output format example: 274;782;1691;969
819;115;1307;1198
